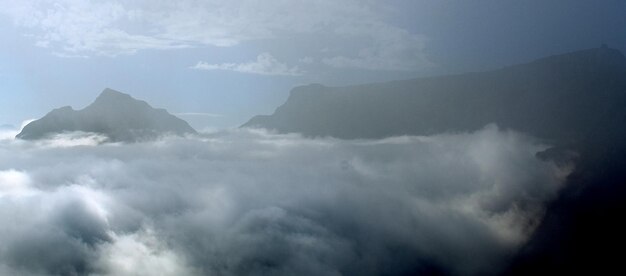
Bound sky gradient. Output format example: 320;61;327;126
1;0;625;129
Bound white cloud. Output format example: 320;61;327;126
0;120;36;141
0;170;34;197
0;126;571;275
0;0;189;56
34;132;109;148
96;228;197;276
0;129;17;141
0;0;431;70
191;53;303;76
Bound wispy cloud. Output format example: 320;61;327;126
0;0;432;70
191;53;303;76
0;0;189;56
52;52;90;59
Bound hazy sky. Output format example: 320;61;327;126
0;0;625;129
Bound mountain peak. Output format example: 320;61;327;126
53;106;75;112
94;88;135;103
87;88;153;113
100;87;129;96
17;88;197;142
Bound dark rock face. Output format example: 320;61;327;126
244;47;626;274
505;111;626;275
16;88;197;142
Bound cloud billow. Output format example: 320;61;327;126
0;126;569;275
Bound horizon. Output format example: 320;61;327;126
1;0;625;129
3;45;624;132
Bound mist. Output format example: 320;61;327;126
0;126;570;275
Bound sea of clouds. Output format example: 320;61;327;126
0;125;571;275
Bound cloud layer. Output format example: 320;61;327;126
0;126;569;275
0;0;430;71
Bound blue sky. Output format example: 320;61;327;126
1;0;625;130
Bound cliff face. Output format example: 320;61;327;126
244;47;626;144
17;88;197;142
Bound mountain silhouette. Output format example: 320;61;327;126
16;88;197;142
244;46;626;274
244;46;626;144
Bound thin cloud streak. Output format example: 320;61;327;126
191;53;304;76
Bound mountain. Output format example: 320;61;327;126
244;46;626;274
243;46;626;145
16;88;197;142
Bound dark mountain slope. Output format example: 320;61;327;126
17;88;197;142
244;46;626;145
505;109;626;275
